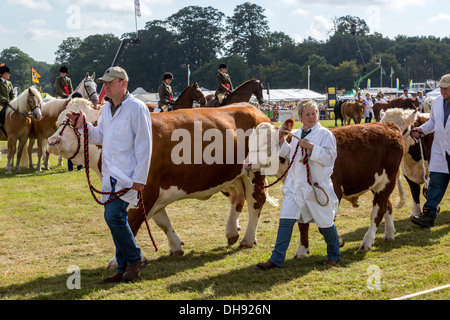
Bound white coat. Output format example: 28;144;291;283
363;97;374;118
86;94;152;206
420;95;450;174
279;122;339;228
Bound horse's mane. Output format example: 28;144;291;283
42;98;70;117
10;86;43;113
231;78;258;93
56;98;103;125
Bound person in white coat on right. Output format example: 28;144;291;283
257;100;341;270
411;73;450;227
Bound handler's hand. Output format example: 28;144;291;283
411;127;423;139
66;111;85;129
131;182;145;192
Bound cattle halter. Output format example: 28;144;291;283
68;112;158;252
253;130;329;207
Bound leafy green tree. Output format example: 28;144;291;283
226;2;269;67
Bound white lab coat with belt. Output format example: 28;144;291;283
85;95;152;206
420;95;450;174
279;122;339;228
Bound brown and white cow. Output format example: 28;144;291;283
47;99;276;262
380;108;433;217
341;101;363;125
251;120;406;255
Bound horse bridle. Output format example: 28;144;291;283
10;94;41;119
83;78;98;102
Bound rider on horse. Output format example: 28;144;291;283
157;72;174;112
0;65;15;111
215;63;233;106
55;66;73;99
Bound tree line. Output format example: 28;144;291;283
1;3;449;95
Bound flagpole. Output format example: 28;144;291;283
187;64;190;86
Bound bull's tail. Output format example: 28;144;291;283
263;177;279;207
396;173;406;209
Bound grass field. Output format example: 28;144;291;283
0;121;448;301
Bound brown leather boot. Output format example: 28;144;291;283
102;272;123;283
122;257;148;282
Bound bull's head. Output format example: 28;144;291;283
380;108;418;136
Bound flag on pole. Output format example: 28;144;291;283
367;78;371;89
390;67;394;77
134;0;141;17
409;79;413;90
32;68;41;84
381;66;386;76
396;78;399;90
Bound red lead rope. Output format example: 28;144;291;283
76;113;158;252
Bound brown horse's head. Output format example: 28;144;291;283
192;82;206;107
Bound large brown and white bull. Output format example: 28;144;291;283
249;120;406;254
380;108;434;217
47;99;277;264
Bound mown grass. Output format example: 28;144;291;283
0;123;448;301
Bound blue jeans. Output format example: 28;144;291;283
269;219;341;267
423;171;450;218
104;177;142;274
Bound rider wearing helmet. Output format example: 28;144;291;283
157;72;174;112
215;63;233;106
0;65;15;110
55;66;73;99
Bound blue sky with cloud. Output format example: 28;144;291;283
1;0;448;63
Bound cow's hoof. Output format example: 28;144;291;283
294;248;309;259
358;244;372;251
169;249;184;256
384;235;395;241
239;240;254;248
339;236;345;247
227;235;239;246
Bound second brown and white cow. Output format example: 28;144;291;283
250;120;406;255
380;108;434;217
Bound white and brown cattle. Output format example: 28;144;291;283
341;101;363;125
47;99;275;261
256;120;406;256
380;108;433;217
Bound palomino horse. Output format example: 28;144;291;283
28;73;98;170
146;82;206;112
0;87;42;174
205;78;265;107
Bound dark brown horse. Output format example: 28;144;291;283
0;87;43;174
205;78;265;107
146;82;206;112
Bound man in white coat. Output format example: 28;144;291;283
257;100;341;269
67;66;152;282
411;73;450;228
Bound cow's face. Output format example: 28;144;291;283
47;121;82;160
47;99;102;161
244;122;279;175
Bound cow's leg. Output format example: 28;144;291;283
294;223;310;258
222;179;246;246
404;175;422;218
151;209;184;256
383;198;396;241
360;203;382;251
239;174;266;248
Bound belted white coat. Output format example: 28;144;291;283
278;122;339;228
420;95;450;174
85;95;152;206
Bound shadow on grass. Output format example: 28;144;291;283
0;212;448;300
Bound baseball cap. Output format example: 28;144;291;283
437;74;450;88
96;66;129;83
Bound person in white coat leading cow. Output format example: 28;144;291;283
411;73;450;228
67;66;152;282
257;100;341;269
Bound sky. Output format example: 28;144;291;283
0;0;449;64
